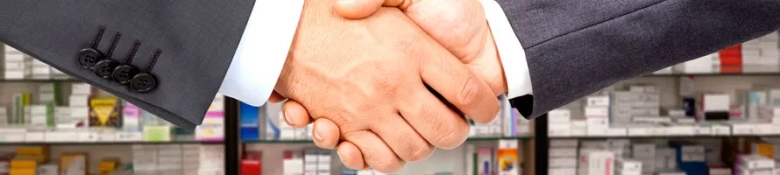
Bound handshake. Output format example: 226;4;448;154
269;0;505;173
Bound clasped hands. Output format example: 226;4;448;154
269;0;507;173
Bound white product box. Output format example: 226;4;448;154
549;168;576;175
587;96;610;106
681;54;715;73
71;83;93;95
712;125;732;135
668;110;686;117
578;151;615;175
632;144;656;158
550;139;579;148
586;117;609;127
709;168;732;175
606;128;627;136
657;172;686;175
585;106;609;117
570;127;587;137
587;128;608;136
703;94;730;111
665;125;695;135
738;155;775;169
616;169;641;175
580;141;609;149
549;109;571;123
616;158;642;172
731;123;756;135
550;157;578;167
549;128;572;137
550;148;577;157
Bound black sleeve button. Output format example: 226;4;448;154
112;65;139;85
130;73;157;93
78;48;104;69
93;59;119;79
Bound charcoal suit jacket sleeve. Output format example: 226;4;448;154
0;0;262;129
492;0;780;119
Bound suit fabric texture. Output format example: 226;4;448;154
498;0;780;119
0;0;256;129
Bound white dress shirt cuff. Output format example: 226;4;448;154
480;0;533;99
218;0;305;106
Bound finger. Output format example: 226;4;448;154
334;0;384;19
343;131;405;173
282;100;312;128
383;0;415;9
404;0;488;62
418;49;500;124
337;142;367;170
398;86;470;149
370;113;434;161
268;91;286;103
312;118;341;149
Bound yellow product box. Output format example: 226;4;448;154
9;168;36;175
752;141;776;159
14;154;47;163
59;153;87;175
497;140;520;175
16;146;49;155
98;158;120;175
88;96;122;127
9;159;36;169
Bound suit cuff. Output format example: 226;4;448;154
480;0;532;99
218;0;305;106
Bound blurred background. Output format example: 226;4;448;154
0;30;778;174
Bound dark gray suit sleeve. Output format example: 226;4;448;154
495;0;780;119
0;0;256;129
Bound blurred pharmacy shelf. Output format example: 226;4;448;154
0;78;80;83
243;136;533;144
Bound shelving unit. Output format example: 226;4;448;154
1;44;234;174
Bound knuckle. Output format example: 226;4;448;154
406;143;434;162
370;159;404;174
458;78;479;106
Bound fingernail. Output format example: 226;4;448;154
337;150;345;161
314;129;325;141
283;111;294;125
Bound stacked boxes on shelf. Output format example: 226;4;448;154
282;150;304;175
196;94;225;141
735;154;775;174
551;139;747;175
0;106;7;126
671;32;780;74
30;58;51;79
157;145;183;175
181;145;203;175
134;145;224;175
577;150;614;175
549;140;578;175
65;83;92;128
198;145;225;174
585;95;610;136
3;45;31;79
303;150;331;175
615;158;641;175
27;105;53;127
742;32;780;67
549;82;780;137
611;85;661;124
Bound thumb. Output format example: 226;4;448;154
334;0;385;19
404;0;488;63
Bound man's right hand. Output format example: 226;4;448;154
270;0;500;172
